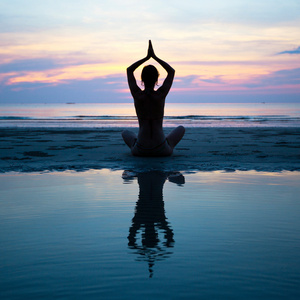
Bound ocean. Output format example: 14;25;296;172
1;169;300;299
1;102;300;128
1;103;300;299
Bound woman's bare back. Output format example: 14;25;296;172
134;89;165;121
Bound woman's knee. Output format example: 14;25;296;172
122;129;130;138
122;130;136;148
177;126;185;136
173;126;185;139
167;126;185;148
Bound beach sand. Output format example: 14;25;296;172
0;127;299;173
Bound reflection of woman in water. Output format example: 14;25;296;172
124;170;185;277
122;40;185;156
127;172;174;248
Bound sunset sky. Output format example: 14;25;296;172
0;0;299;103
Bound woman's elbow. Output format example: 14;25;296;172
127;67;134;75
168;68;175;78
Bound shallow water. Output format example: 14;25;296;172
1;103;300;127
0;170;300;299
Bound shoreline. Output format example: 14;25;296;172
1;127;300;173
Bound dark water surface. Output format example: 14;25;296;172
1;103;300;127
0;170;300;299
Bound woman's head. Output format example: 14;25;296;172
141;65;159;87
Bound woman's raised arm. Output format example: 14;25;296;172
127;45;151;96
127;40;175;97
148;40;175;96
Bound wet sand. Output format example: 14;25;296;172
0;127;299;173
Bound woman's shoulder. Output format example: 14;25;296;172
134;90;165;101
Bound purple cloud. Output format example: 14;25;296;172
0;75;128;103
0;57;110;74
0;58;61;73
200;76;224;84
245;68;300;88
172;75;199;88
173;75;225;88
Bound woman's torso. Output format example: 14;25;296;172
134;90;166;147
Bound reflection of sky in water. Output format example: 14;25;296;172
0;170;300;299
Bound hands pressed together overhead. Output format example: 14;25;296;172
147;40;156;60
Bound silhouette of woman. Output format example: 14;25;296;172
122;40;185;156
124;171;184;277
